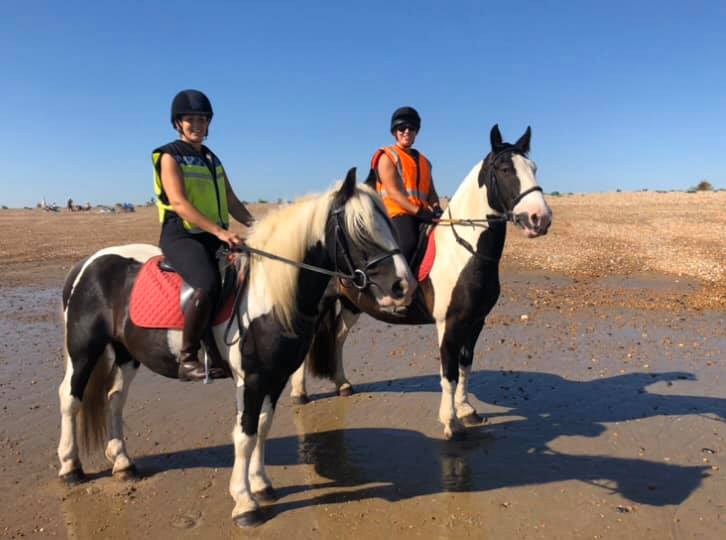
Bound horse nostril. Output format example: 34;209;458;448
531;213;539;226
391;279;406;300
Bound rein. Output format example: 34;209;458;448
221;203;400;345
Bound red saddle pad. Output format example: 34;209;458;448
129;255;235;329
416;231;436;283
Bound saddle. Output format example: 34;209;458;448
130;252;247;380
410;223;436;283
129;254;244;329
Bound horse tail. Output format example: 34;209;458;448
307;298;338;380
77;352;114;455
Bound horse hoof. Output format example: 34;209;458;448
113;465;139;481
445;430;467;442
60;469;86;486
290;394;310;405
460;412;484;427
253;486;278;503
233;509;265;528
338;386;354;397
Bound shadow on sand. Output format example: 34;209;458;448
134;369;723;519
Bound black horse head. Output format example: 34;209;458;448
478;125;551;237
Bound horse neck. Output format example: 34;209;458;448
245;194;334;332
440;160;497;249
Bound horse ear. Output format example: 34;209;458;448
515;126;531;154
490;124;504;152
336;167;357;205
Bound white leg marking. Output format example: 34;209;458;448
229;418;258;517
334;309;359;393
439;369;460;440
455;365;476;419
290;361;307;399
435;320;463;439
58;357;81;476
104;363;138;474
229;380;258;518
249;396;274;494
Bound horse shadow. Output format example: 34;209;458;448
133;369;721;519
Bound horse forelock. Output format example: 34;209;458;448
342;183;396;251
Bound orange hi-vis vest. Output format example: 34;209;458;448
371;145;432;218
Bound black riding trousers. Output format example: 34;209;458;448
391;214;420;264
159;216;222;302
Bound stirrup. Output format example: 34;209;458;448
178;359;207;382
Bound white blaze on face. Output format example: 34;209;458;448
511;155;552;236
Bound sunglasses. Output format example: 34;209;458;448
396;125;417;133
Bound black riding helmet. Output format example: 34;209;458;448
390;106;421;133
171;89;214;128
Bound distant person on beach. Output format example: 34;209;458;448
153;89;254;381
370;106;441;263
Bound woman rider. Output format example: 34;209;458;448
153;89;254;381
370;106;442;263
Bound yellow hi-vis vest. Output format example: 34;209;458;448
152;141;229;233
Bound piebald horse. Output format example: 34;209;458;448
291;125;552;440
57;169;415;527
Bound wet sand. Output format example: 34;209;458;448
0;196;724;539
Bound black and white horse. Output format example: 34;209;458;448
291;126;552;440
57;169;415;527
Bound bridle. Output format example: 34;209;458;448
445;148;542;261
330;204;401;291
222;199;400;346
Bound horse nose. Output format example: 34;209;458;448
391;278;407;300
535;212;551;235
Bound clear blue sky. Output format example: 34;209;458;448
1;1;724;207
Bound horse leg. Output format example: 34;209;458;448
230;376;265;527
289;362;309;405
455;320;485;426
333;307;359;396
105;356;139;480
58;355;83;483
249;395;278;502
58;328;110;484
436;320;466;440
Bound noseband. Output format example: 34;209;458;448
331;205;400;290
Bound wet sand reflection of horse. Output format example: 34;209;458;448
125;369;716;523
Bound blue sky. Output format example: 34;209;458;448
1;1;724;207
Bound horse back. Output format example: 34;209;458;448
63;257;89;310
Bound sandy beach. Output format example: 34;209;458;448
0;192;724;539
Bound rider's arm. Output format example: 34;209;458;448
377;153;421;215
160;153;241;246
224;177;255;227
427;177;441;209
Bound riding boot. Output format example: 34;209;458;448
178;288;213;381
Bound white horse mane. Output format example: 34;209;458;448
246;182;387;331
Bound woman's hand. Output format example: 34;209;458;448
217;229;243;247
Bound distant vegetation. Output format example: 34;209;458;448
694;180;713;191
